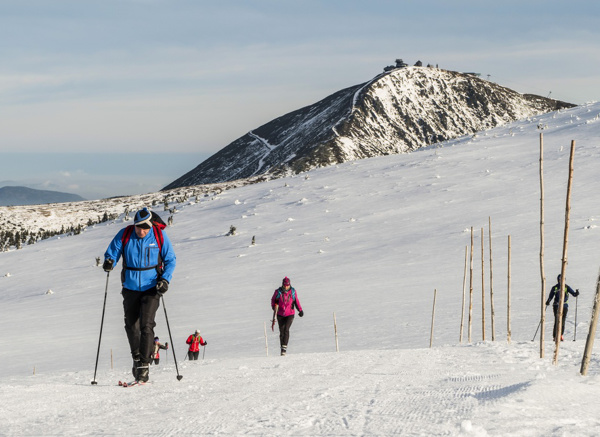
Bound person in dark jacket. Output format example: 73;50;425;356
546;274;579;341
103;207;176;382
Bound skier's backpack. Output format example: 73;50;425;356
120;211;167;280
276;287;297;309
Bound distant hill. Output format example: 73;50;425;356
163;66;574;190
0;186;85;206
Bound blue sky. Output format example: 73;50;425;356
0;0;598;198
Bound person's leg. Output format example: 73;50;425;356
138;289;161;363
193;351;199;360
552;306;559;340
122;289;142;358
188;351;194;360
561;307;569;337
277;315;294;354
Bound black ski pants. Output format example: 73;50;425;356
122;287;161;364
277;314;295;347
188;351;200;360
552;305;568;339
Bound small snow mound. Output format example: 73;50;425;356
45;289;54;295
287;218;295;222
4;273;11;277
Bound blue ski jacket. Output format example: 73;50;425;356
104;226;176;291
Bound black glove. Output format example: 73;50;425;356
575;289;580;296
298;310;304;317
165;342;169;349
102;259;114;272
156;279;169;294
203;340;208;346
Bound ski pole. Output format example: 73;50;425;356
532;305;548;342
161;295;183;381
202;345;206;360
91;272;110;385
574;292;579;341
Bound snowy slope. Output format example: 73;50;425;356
1;103;600;436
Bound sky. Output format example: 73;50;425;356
0;0;599;198
2;103;600;435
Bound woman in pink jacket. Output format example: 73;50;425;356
271;277;303;356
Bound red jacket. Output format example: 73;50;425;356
186;334;206;352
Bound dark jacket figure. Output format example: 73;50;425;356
186;330;207;360
271;276;304;356
151;337;168;365
103;207;176;382
546;274;579;341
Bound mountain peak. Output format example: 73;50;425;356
164;67;574;190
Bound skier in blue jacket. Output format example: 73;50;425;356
103;207;176;382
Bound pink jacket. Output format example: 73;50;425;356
271;287;302;317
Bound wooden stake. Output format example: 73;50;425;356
507;235;512;343
554;140;576;365
430;289;437;348
469;227;474;343
333;312;339;352
539;133;546;358
460;246;468;343
481;227;486;341
489;217;496;341
264;321;269;356
581;269;600;375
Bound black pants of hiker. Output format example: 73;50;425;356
552;305;568;339
188;351;199;360
122;287;161;364
150;358;159;365
277;314;295;347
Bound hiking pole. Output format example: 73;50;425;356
532;319;542;342
202;345;206;360
161;295;183;381
532;305;549;342
575;295;579;340
92;272;110;385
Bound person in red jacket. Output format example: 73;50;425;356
151;336;168;365
271;276;303;356
186;330;207;360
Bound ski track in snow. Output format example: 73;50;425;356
4;342;600;436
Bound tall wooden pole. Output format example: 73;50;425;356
554;140;576;365
581;269;600;375
469;227;474;343
460;246;468;343
489;217;496;341
264;322;269;356
430;289;437;348
333;312;339;352
539;133;546;358
481;227;486;341
507;235;512;343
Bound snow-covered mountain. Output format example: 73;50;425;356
1;103;600;435
164;67;573;189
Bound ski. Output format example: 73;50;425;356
118;380;149;387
